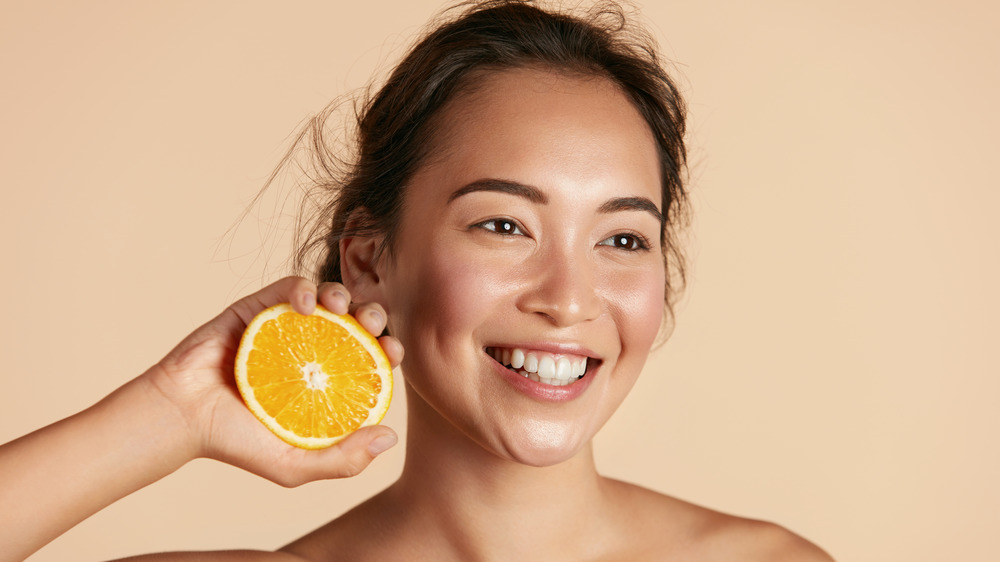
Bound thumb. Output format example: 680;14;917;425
273;426;398;486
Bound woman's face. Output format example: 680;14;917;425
376;67;665;466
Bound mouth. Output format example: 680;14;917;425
485;346;595;387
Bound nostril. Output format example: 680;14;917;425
520;280;602;328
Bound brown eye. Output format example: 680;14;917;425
598;233;650;251
477;218;524;236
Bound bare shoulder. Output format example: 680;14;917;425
277;490;400;561
702;517;835;561
112;550;308;561
605;479;834;561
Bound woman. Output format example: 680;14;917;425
0;1;832;560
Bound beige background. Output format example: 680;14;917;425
2;1;997;560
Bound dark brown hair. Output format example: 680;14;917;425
292;0;689;316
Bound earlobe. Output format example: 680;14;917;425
338;213;385;302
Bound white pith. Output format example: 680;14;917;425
234;303;394;450
301;361;328;390
487;347;589;387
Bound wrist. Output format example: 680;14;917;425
113;367;203;470
0;370;201;559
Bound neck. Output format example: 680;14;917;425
386;384;613;560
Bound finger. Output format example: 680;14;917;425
230;276;317;324
350;302;388;337
284;277;320;316
290;285;317;316
275;425;398;485
317;282;351;315
378;335;404;368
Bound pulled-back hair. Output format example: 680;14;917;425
292;0;689;317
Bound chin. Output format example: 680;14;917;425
496;419;591;467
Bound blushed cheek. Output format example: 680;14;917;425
424;252;489;335
390;243;507;356
614;268;666;355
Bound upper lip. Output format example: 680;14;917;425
483;342;600;361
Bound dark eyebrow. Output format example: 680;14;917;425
598;196;664;224
448;179;661;224
448;179;548;204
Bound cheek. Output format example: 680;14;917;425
420;251;486;331
387;240;510;354
607;264;666;354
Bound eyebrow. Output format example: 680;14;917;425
448;179;548;204
598;196;664;224
448;178;662;223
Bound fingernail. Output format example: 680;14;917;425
332;290;349;313
368;309;384;327
302;291;315;311
367;433;397;456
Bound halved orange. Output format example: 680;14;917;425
234;303;392;449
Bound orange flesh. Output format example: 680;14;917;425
246;313;382;439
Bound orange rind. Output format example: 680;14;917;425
234;303;392;449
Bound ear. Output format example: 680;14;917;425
338;209;386;303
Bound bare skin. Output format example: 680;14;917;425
277;68;833;562
281;484;828;562
0;278;403;562
279;401;832;562
0;69;833;562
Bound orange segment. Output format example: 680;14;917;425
234;303;393;449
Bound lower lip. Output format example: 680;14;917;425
491;357;595;402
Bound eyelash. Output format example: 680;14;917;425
474;218;651;252
598;232;652;252
474;218;526;236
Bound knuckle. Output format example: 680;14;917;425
272;463;312;487
319;281;348;295
276;475;304;488
339;454;370;478
290;276;316;292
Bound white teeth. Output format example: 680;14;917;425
556;357;572;381
510;348;525;369
487;347;591;387
524;352;539;373
520;370;572;386
537;356;556;379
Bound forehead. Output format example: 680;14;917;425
414;66;662;203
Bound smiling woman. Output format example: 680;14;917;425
362;67;669;470
0;1;836;561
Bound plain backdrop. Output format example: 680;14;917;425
2;1;997;560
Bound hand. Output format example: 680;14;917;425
145;276;403;487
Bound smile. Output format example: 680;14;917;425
485;347;589;387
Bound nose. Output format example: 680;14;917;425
517;246;602;327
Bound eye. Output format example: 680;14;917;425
475;218;525;236
598;232;651;251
